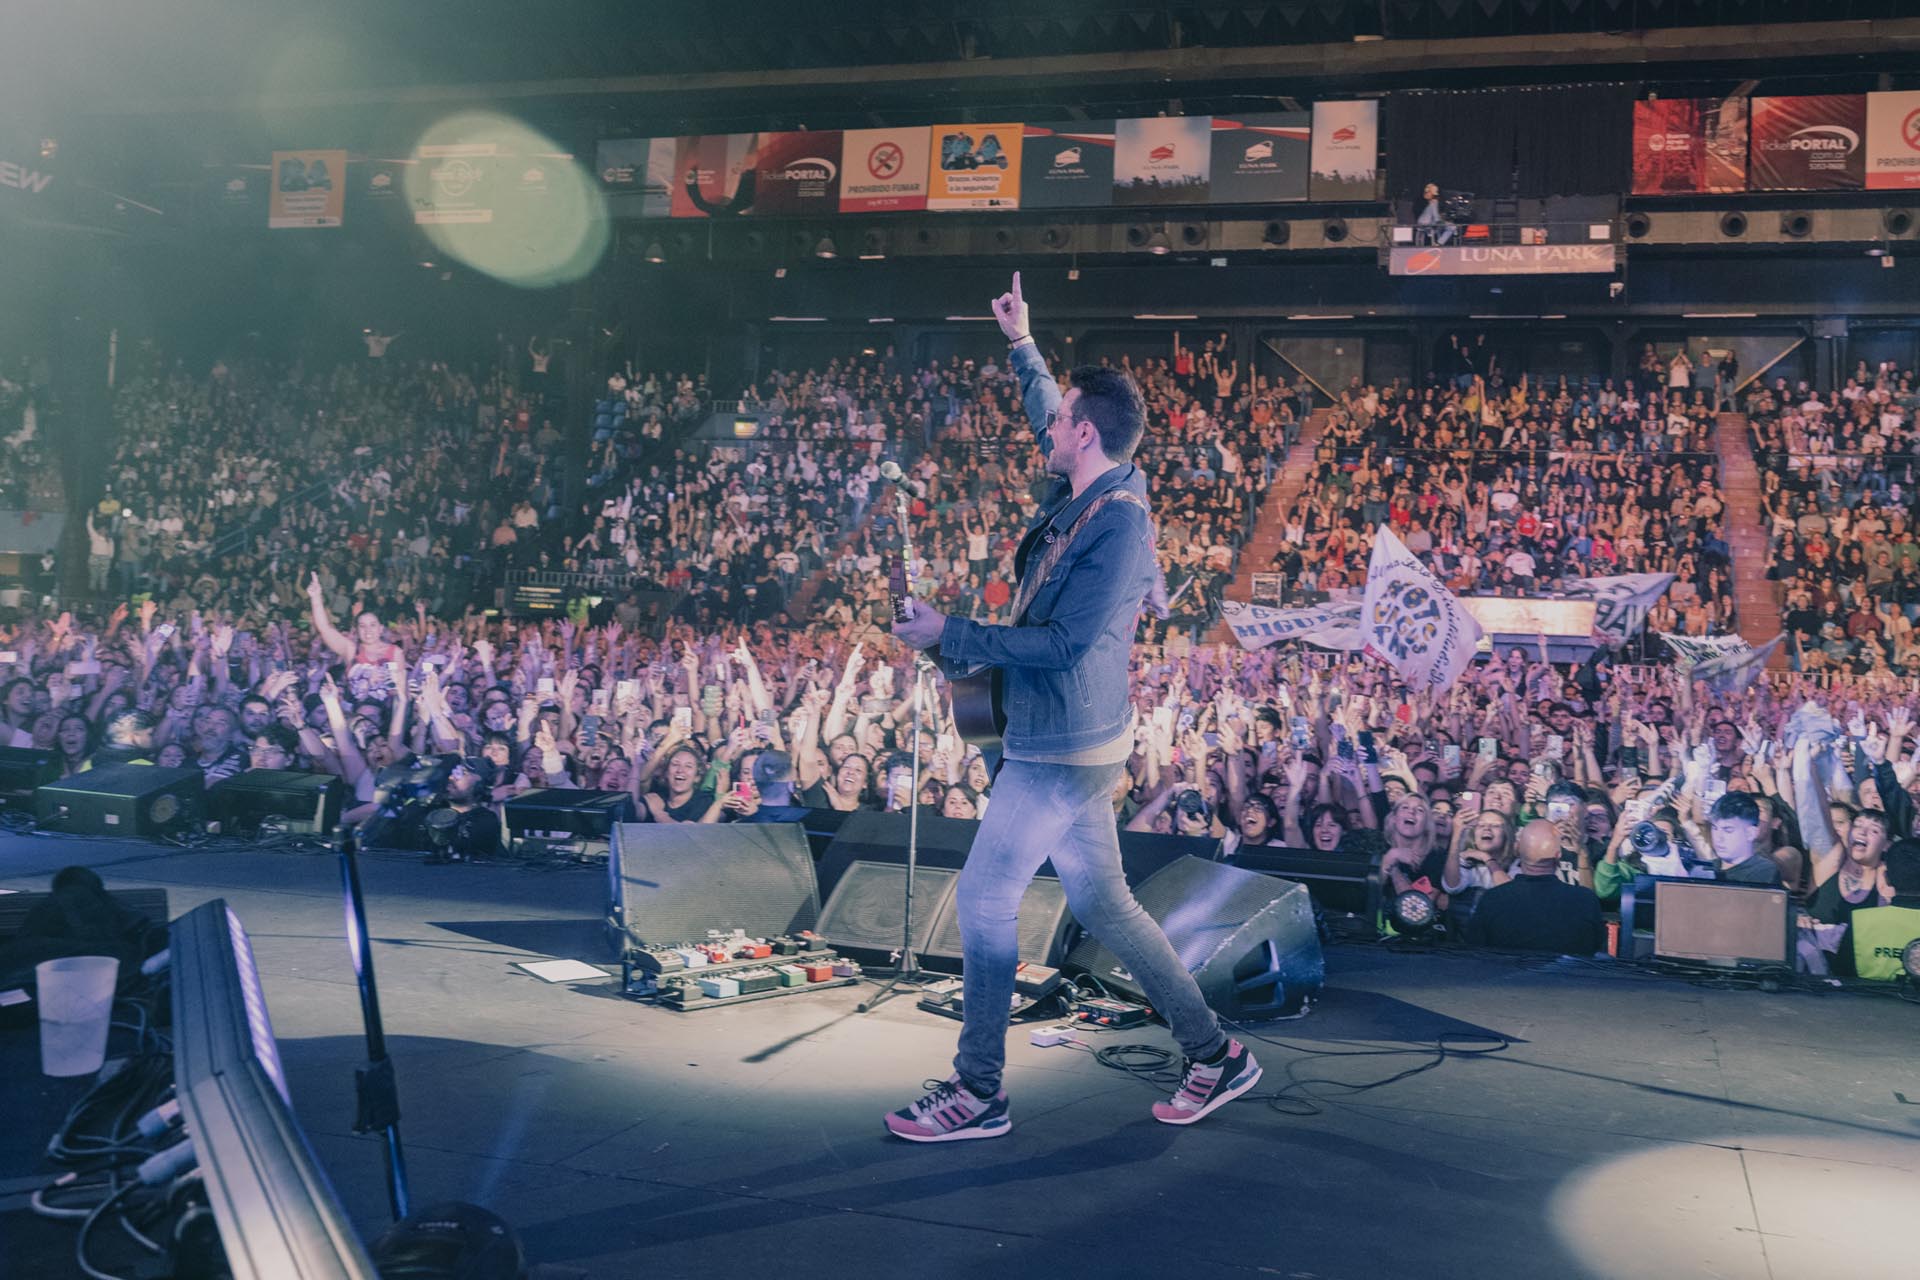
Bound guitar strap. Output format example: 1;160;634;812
1010;489;1154;624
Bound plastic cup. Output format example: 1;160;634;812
36;956;120;1078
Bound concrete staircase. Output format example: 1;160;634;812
1714;411;1784;663
1204;409;1332;644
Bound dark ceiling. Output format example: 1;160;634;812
5;0;1915;115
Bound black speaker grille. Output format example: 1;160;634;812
817;862;958;955
1065;856;1322;1016
922;875;1071;968
612;822;820;948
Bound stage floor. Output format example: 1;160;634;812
3;832;1917;1280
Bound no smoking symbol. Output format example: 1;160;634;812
868;142;904;180
1904;107;1920;152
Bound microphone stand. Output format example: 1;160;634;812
338;832;411;1220
861;482;937;1013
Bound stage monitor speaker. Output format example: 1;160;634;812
1229;846;1382;919
505;788;635;839
1065;856;1323;1019
920;874;1074;973
36;764;204;837
0;746;59;802
209;769;343;836
608;821;820;956
815;810;1214;903
815;862;959;962
1651;879;1792;968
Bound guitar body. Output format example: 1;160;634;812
888;487;1005;754
948;670;1006;750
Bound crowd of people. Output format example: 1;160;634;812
2;331;1915;981
1263;366;1737;640
1752;362;1920;674
0;353;62;513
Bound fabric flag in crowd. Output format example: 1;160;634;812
1659;632;1784;693
1220;598;1364;652
1551;572;1675;646
1361;525;1482;689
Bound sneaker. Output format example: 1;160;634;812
884;1074;1012;1144
1152;1039;1262;1126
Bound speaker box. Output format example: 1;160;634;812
814;809;1212;902
0;746;59;801
1230;846;1383;919
607;821;820;955
921;874;1074;972
505;788;636;839
36;764;204;837
1065;857;1323;1019
209;769;343;836
816;861;960;962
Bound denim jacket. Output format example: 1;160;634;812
936;342;1157;757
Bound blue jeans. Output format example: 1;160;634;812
953;759;1225;1095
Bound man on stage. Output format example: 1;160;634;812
884;273;1261;1142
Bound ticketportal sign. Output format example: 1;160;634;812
1388;244;1616;276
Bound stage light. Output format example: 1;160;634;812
404;110;608;289
1389;889;1437;933
643;241;665;264
1145;229;1172;255
815;235;838;259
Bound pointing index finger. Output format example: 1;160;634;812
1011;270;1022;304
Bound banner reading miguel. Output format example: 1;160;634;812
1630;97;1749;195
1865;90;1920;190
1750;95;1866;191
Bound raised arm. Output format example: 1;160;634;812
306;573;354;662
990;271;1062;447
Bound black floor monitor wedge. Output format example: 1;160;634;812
171;899;377;1279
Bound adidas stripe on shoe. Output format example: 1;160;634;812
1152;1039;1262;1126
884;1074;1012;1143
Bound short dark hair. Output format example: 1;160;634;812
1710;791;1761;827
1068;366;1147;462
1884;839;1920;894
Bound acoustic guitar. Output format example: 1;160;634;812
886;483;1005;750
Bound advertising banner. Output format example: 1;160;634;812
927;123;1023;210
1309;101;1378;201
414;141;497;225
269;149;346;228
1388;244;1616;276
667;133;757;218
1750;95;1865;191
1113;116;1212;205
839;127;930;212
596;138;675;217
202;164;264;224
1019;122;1116;209
747;131;843;216
1866;90;1920;190
1209;113;1310;204
1630;97;1749;195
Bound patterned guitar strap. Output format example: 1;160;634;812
1010;489;1156;624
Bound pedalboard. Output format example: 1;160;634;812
622;930;859;1011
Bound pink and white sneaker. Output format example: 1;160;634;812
884;1074;1012;1143
1152;1039;1262;1126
